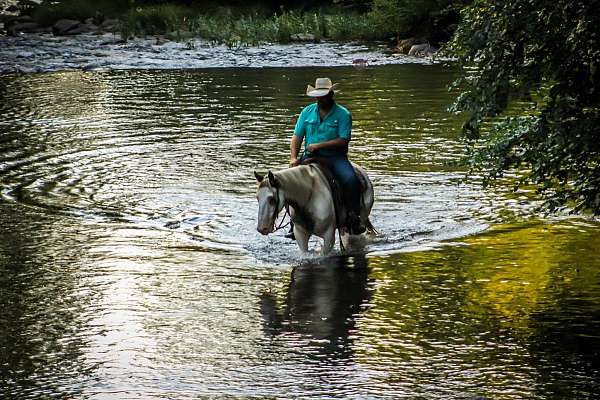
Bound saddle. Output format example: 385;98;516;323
300;156;367;230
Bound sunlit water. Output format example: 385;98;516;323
1;65;599;399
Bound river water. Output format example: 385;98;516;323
1;64;599;399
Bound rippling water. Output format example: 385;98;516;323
1;65;599;399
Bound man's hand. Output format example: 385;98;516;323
308;143;320;153
289;157;300;168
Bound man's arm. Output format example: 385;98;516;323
290;134;303;167
308;138;349;154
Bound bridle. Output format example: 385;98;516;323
271;185;291;232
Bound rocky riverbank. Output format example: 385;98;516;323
1;12;121;36
0;0;443;74
0;32;434;74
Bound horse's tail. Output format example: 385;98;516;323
365;218;378;235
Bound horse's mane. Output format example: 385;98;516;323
274;165;327;205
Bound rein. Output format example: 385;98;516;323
271;185;291;232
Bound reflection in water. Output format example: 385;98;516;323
352;222;600;398
260;256;373;360
1;66;599;399
0;207;97;398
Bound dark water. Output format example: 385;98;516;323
1;65;599;399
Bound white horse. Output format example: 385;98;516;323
254;164;374;254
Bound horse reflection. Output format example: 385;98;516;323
260;255;373;359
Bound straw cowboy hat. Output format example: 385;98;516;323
306;77;339;97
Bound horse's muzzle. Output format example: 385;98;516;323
257;225;271;235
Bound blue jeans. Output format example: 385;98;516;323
302;153;361;214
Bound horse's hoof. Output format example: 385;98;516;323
347;213;366;235
349;225;366;235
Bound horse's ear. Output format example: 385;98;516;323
254;171;264;183
268;171;278;187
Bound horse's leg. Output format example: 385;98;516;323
340;228;351;250
294;225;310;253
321;227;336;255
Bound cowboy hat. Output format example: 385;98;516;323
306;77;339;97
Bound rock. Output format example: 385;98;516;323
100;18;120;31
3;15;34;29
52;19;80;36
408;43;438;58
16;51;35;58
18;0;42;9
70;58;89;65
12;15;34;24
7;22;40;35
155;36;170;45
352;58;368;68
0;17;14;31
290;33;316;42
66;23;98;35
165;30;193;41
82;64;100;71
100;38;127;46
164;220;180;229
395;36;427;54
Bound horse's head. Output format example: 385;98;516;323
254;170;283;235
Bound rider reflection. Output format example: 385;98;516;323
259;255;373;360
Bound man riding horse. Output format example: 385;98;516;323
287;77;366;238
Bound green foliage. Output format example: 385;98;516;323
325;12;375;41
23;0;462;44
121;4;378;45
449;0;600;214
368;0;403;37
368;0;465;40
125;4;191;36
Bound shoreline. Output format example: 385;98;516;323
0;32;435;75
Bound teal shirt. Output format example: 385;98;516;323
293;102;352;157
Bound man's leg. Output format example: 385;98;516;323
329;155;365;234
